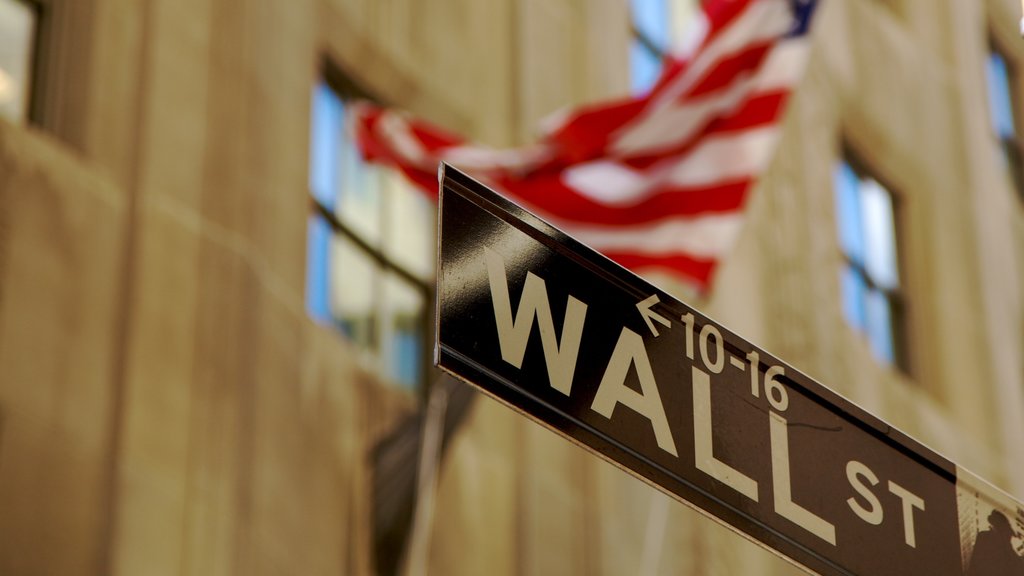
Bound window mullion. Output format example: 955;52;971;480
312;198;426;292
632;25;668;62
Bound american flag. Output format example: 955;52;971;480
352;0;819;291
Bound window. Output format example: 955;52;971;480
986;43;1024;198
629;0;700;94
834;157;907;371
0;0;37;122
307;78;435;391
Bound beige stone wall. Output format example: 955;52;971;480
2;0;415;574
0;119;125;576
1;0;1022;574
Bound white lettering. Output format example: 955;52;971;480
845;460;883;525
692;367;759;501
770;412;837;545
592;328;679;456
484;246;588;396
887;480;925;548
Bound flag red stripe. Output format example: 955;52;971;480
409;121;464;151
681;0;755;65
348;0;816;291
707;90;787;133
546;97;650;164
623;90;787;169
501;176;750;225
683;43;773;99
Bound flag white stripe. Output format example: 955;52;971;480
564;127;777;207
557;213;745;259
611;42;807;156
664;127;777;188
442;144;551;174
562;161;651;206
377;111;432;168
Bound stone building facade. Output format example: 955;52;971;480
0;0;1022;574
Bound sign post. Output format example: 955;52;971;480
435;164;1024;576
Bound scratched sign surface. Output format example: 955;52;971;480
435;165;1024;576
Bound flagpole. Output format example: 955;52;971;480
402;379;451;576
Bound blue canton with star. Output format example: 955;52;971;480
786;0;818;38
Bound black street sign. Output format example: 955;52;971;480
435;164;1024;576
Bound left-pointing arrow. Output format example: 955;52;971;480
637;294;671;337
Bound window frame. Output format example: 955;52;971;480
629;18;669;93
628;0;706;94
628;0;684;94
986;36;1024;201
26;0;58;126
835;149;911;374
0;0;42;124
308;61;436;396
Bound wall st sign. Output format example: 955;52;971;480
435;165;1024;576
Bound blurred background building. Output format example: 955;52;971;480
0;0;1022;574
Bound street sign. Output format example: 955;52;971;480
435;164;1024;576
